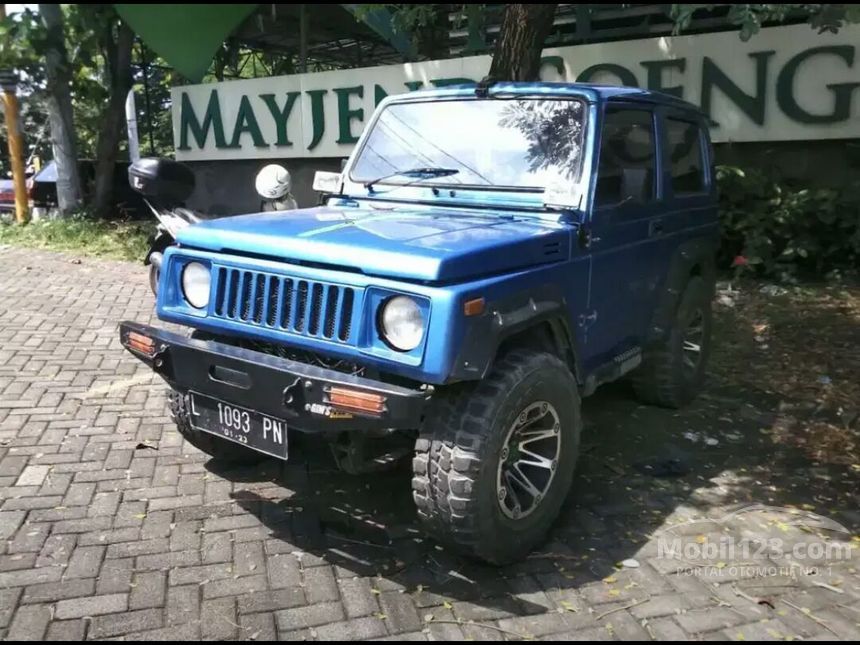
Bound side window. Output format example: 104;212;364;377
666;118;705;195
595;108;655;208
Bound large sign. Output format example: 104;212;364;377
172;23;860;161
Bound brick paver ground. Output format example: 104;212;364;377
0;245;857;641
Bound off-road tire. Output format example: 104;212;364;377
412;349;581;564
633;276;713;408
168;389;268;465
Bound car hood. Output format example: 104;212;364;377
177;204;570;283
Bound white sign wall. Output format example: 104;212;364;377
172;23;860;161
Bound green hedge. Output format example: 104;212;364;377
717;166;860;279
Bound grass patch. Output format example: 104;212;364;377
0;216;153;261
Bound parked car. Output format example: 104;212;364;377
120;82;718;564
0;179;16;212
0;176;35;214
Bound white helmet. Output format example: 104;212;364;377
255;164;292;200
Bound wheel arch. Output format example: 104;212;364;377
648;237;717;343
447;284;582;385
495;318;580;381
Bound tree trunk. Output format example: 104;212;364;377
39;3;83;215
93;21;135;219
487;4;558;82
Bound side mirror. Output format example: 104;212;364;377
313;171;342;194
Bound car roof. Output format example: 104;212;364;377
389;81;703;115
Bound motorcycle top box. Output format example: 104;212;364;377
128;157;195;206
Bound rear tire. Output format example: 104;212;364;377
633;276;712;408
168;390;268;465
412;350;581;564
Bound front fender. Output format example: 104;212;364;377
648;237;717;342
448;283;579;383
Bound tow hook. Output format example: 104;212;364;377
150;345;170;373
282;377;306;415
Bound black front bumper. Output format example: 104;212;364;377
119;321;429;433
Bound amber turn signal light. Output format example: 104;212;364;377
327;387;386;416
126;331;156;357
464;297;485;317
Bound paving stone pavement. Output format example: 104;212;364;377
0;245;858;641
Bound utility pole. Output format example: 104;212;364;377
0;4;29;223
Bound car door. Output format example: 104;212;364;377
656;109;714;273
582;102;666;371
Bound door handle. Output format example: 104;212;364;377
649;219;665;237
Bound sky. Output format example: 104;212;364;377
6;4;37;14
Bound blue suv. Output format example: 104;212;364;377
121;82;718;563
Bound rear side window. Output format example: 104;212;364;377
666;118;705;195
595;108;656;208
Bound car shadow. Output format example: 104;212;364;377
202;370;857;624
201;292;859;627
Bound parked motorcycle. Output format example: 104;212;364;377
129;159;298;296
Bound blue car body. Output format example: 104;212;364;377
154;82;718;392
119;82;718;562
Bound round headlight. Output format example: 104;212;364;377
181;262;211;309
379;296;425;352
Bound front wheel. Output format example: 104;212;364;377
412;350;581;564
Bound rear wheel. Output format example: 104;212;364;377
412;350;581;564
168;390;267;465
633;276;713;408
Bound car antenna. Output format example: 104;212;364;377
475;76;496;98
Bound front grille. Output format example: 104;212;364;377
213;267;358;344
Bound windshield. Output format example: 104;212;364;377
350;98;586;191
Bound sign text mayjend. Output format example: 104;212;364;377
172;24;860;161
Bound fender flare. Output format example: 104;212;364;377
647;237;717;343
448;283;580;383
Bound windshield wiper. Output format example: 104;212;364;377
364;167;460;192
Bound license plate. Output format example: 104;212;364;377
188;392;288;459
